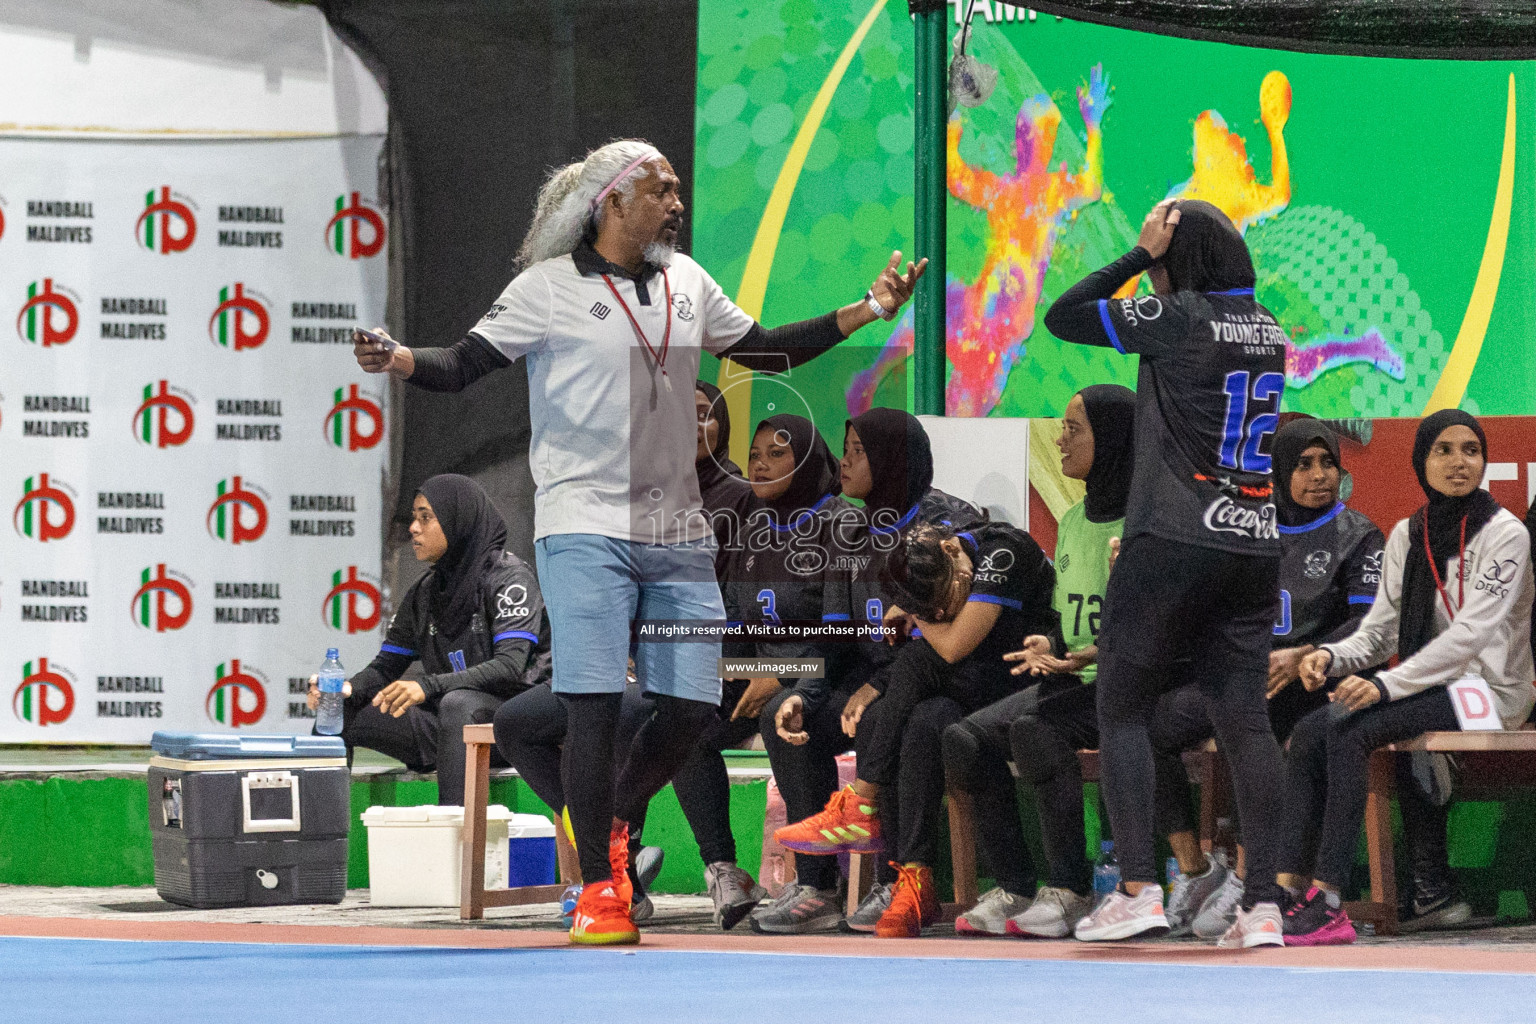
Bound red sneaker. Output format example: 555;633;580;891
608;822;633;905
773;786;882;854
874;863;940;938
569;882;639;946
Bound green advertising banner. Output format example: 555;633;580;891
695;1;1536;462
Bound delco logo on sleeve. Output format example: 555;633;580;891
1202;496;1279;540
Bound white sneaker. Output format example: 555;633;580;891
1165;853;1229;937
954;887;1030;936
1008;886;1094;938
1192;869;1245;939
1073;887;1169;942
1216;901;1284;949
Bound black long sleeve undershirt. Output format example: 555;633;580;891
405;311;848;393
1043;246;1157;347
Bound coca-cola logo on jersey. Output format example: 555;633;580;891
1202;496;1278;540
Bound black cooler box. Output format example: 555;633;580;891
148;732;350;908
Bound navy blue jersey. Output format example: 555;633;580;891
352;551;551;702
718;495;860;711
951;521;1058;700
1046;248;1286;556
1274;503;1385;649
826;488;983;688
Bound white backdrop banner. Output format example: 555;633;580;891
0;135;389;743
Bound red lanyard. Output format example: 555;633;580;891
601;271;673;392
1422;514;1466;619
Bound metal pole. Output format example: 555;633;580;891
910;0;947;416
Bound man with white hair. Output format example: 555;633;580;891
355;138;925;944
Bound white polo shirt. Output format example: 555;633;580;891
469;250;755;544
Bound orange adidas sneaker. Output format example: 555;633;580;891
608;822;634;904
874;863;940;938
774;786;882;855
569;882;639;945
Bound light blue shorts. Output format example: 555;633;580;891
534;533;724;705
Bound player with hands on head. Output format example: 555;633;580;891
1045;198;1291;948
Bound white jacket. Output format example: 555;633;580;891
1322;508;1535;728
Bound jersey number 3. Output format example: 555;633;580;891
1219;370;1284;473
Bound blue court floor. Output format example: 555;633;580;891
6;936;1534;1024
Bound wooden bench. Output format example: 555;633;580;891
1344;728;1536;936
460;723;581;920
846;740;1228;919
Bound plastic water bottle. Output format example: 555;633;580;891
315;648;346;735
1093;840;1120;897
1166;856;1182;889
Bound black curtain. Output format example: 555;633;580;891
1009;1;1536;58
317;0;698;520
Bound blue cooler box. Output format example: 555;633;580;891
148;732;350;908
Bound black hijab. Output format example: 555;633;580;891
754;414;840;517
417;474;509;637
1160;200;1255;293
1399;410;1500;660
1078;384;1136;523
695;380;741;486
848;408;933;517
1271;418;1342;528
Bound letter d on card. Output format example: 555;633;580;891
1449;674;1500;731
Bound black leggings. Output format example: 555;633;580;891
760;685;856;891
946;678;1205;896
338;688;505;806
493;684;713;884
667;680;759;866
1096;534;1285;906
1278;688;1458;891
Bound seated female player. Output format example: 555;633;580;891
940;384;1135;938
309;474;550;804
751;408;976;934
774;514;1057;938
705;414;851;934
1151;418;1385;939
1275;410;1533;945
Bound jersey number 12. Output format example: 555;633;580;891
1219;370;1284;473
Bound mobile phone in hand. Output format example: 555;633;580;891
354;326;397;351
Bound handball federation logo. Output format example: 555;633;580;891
17;279;79;347
136;186;197;254
14;473;76;542
131;564;194;632
208;659;267;728
208;283;270;351
14;657;75;727
323;566;382;633
324;384;384;451
207;476;268;544
132;380;195;448
326;192;386;259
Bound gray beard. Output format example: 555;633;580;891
643;239;676;267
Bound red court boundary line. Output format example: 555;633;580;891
1;915;1531;975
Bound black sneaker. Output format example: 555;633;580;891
1399;882;1472;933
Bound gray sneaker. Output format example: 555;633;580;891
630;889;653;923
1008;886;1094;938
1191;869;1245;939
840;882;893;934
635;846;665;890
956;887;1030;936
1165;853;1229;937
749;883;841;934
704;861;767;931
